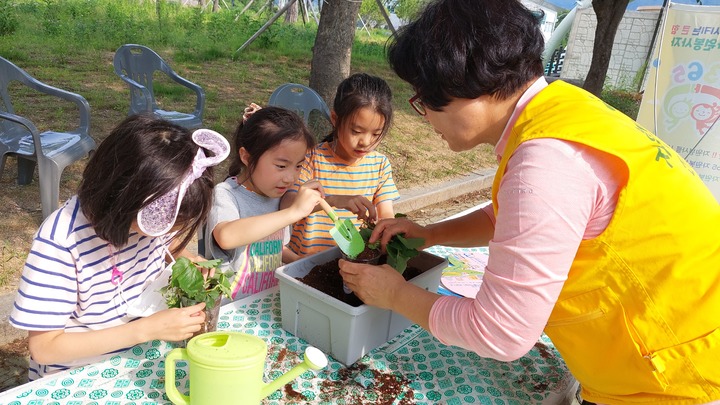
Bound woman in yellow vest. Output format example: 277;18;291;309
338;0;720;403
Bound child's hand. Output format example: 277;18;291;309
328;195;378;222
300;180;325;197
291;186;323;219
144;302;207;342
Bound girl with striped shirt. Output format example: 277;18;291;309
9;114;229;379
284;73;400;257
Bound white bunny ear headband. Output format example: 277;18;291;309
137;129;230;237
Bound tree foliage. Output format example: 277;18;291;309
390;0;429;23
359;0;384;27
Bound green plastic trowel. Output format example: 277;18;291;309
318;199;365;259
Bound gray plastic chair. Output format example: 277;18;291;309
0;56;96;219
268;83;331;125
113;44;205;129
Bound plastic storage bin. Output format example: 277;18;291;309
275;247;447;365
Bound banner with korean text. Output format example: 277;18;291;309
637;3;720;201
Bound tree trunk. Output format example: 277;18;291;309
213;0;219;12
583;0;630;96
309;0;361;105
284;0;298;23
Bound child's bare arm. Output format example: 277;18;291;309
376;200;395;220
214;185;323;250
27;303;206;365
282;246;300;263
279;190;297;210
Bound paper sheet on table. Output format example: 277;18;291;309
440;250;488;298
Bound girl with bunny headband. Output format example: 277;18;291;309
9;114;230;380
205;105;323;300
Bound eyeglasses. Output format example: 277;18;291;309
409;93;426;116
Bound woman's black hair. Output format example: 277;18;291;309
387;0;545;110
228;106;314;178
78;114;214;254
322;73;393;144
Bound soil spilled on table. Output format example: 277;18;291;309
284;363;415;404
297;257;422;307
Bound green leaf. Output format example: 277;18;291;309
163;257;232;309
359;226;373;242
355;213;425;275
195;258;222;269
395;234;424;250
386;234;422;274
172;257;204;296
388;254;409;274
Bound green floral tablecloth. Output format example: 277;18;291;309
0;246;577;405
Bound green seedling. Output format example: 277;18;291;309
359;214;424;274
161;258;232;310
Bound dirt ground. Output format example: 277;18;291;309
0;188;492;393
404;188;491;225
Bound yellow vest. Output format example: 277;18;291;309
492;81;720;404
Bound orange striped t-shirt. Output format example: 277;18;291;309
287;141;399;257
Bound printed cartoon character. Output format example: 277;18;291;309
692;84;720;135
691;102;720;134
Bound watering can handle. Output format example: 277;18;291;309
318;199;338;222
165;348;191;405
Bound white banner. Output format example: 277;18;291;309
637;3;720;201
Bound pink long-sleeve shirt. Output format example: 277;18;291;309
428;77;624;361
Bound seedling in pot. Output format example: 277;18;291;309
161;258;233;340
357;214;425;275
161;258;232;310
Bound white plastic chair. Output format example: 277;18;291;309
113;44;205;129
0;56;96;219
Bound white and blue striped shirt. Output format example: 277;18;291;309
10;196;172;379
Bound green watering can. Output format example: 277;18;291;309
165;331;328;405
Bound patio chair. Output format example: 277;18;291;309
113;44;205;129
0;56;96;219
268;83;331;139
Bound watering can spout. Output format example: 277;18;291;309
261;347;328;399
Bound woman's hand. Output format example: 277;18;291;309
370;217;431;249
143;302;207;342
327;195;377;222
338;260;405;310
